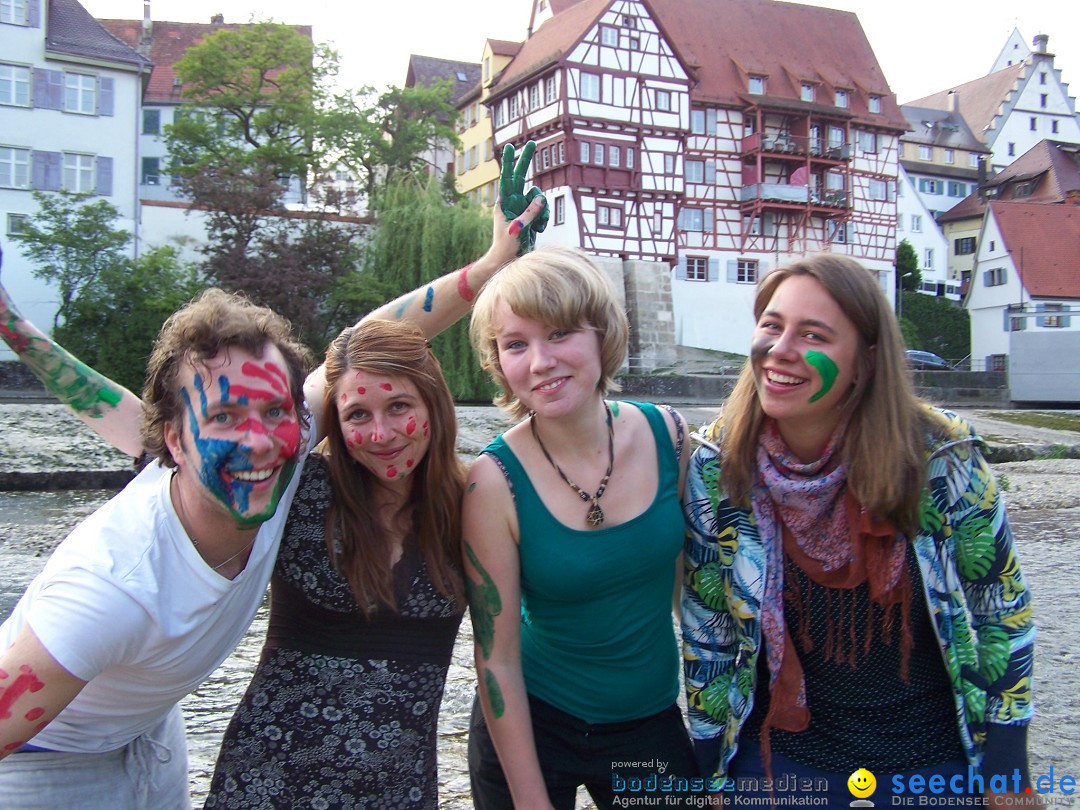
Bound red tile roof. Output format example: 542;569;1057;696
492;0;906;131
49;0;146;68
906;63;1024;140
99;19;312;104
488;39;523;57
990;201;1080;298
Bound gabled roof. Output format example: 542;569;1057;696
990;201;1080;298
100;18;312;104
906;63;1025;139
488;39;523;58
405;55;481;106
48;0;147;68
900;105;989;153
941;140;1080;222
492;0;906;131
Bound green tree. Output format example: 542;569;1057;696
363;176;495;400
896;239;921;292
899;291;971;360
11;191;131;329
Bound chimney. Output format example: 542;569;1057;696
947;90;959;114
211;13;224;24
138;0;152;57
1033;34;1049;54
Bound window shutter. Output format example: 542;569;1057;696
28;0;41;27
1063;313;1072;328
708;257;719;283
983;270;992;286
705;159;716;184
676;208;686;229
764;213;776;236
704;207;714;233
676;254;688;281
33;69;62;110
98;77;114;116
95;156;113;196
706;108;717;135
32;151;62;190
727;260;738;283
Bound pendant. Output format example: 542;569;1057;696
586;502;605;527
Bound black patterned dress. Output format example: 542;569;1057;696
204;457;464;809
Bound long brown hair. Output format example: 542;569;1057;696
721;254;942;537
321;319;465;614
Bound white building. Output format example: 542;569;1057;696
1;0;148;357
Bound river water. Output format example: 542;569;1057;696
2;405;1079;806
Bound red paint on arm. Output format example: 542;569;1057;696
0;665;45;721
457;264;477;303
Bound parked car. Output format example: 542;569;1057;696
905;349;951;370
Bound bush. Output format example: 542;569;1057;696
899;291;970;360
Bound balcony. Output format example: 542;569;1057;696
740;183;810;204
741;133;853;162
811;190;851;208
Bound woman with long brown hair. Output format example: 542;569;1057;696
682;254;1035;805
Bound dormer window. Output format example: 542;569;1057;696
748;76;765;95
801;83;814;102
835;89;849;108
622;14;637;28
868;95;881;114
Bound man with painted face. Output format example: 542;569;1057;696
0;144;546;808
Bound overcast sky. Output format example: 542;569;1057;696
81;0;1079;105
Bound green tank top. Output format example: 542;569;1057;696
481;401;682;723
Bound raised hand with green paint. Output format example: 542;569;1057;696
499;141;549;255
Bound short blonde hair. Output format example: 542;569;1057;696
469;247;628;419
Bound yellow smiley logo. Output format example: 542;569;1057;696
848;767;876;798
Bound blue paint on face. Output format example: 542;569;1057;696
423;286;435;313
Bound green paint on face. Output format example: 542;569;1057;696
484;668;506;718
805;351;838;403
464;541;502;661
468;482;477;494
609;401;620;417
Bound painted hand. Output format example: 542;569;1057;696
499;142;549;254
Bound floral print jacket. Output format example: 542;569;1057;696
681;408;1035;780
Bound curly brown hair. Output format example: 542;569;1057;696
140;288;314;466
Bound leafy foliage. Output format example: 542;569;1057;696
900;291;971;360
363;177;495;401
896;238;921;291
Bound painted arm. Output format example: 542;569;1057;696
304;143;547;438
0;258;144;458
0;625;88;761
463;454;556;810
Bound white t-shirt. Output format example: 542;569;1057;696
0;429;313;754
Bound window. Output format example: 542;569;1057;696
493;103;504;127
868;178;887;200
509;95;519;119
0;64;30;107
601;25;618;46
608;145;620;167
142;108;161;135
954;237;976;255
625;148;633;169
622;13;637;27
911;215;922;233
664;154;674;175
686;256;707;281
0;145;30;188
1040;72;1047;85
581;73;600;102
7;212;28;235
580;141;590;163
1037;304;1069;328
969;153;980;168
827;126;845;148
857;131;877;153
868;95;881;114
64;72;96;114
554;195;565;225
1029;116;1037;131
990;354;1007;372
593;143;604;165
656;89;671;111
984;267;1006;287
1009;317;1026;332
529;83;540;109
835;89;848;108
545;75;557;104
1;0;27;24
918;178;943;194
691;109;706;134
989;240;996;251
795;82;812;102
483;58;491;83
748;76;765;95
597;204;622;228
943;149;954;164
141;156;160;185
924;248;934;269
63;152;94;192
685;160;704;183
680;207;704;231
1008;143;1015;157
947;181;967;197
541;147;550;170
737;259;758;284
918;145;932;160
558;142;565;164
1052;120;1059;134
624;34;640;51
1040;94;1048;109
896;214;903;231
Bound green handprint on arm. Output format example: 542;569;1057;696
499;142;549;254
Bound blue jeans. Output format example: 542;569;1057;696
468;692;699;809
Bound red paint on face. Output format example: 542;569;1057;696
0;667;7;679
406;416;417;435
24;707;44;722
380;382;393;391
406;458;414;468
271;418;302;459
340;392;347;402
0;665;45;721
357;386;366;395
387;466;398;478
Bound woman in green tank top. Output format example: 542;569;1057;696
463;247;702;809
